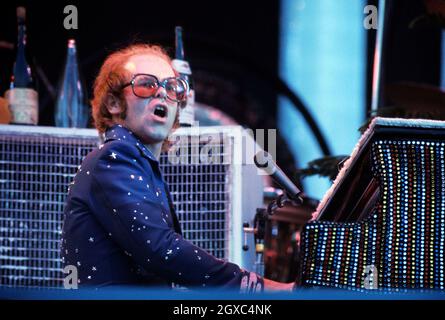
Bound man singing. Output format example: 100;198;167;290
60;43;293;292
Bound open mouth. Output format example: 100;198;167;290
153;104;168;119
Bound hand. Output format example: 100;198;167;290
263;278;295;292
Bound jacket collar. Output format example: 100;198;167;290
104;125;158;163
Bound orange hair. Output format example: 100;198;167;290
91;43;180;143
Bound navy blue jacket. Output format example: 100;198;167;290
61;125;263;291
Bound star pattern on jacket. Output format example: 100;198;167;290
60;124;264;292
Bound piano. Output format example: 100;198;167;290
299;117;445;290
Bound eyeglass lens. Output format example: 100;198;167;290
132;75;186;102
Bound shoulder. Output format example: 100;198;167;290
91;140;156;180
92;139;155;171
79;140;142;172
98;140;141;160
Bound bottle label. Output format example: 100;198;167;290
5;88;39;125
179;89;195;126
172;59;192;75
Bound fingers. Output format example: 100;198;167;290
239;272;263;293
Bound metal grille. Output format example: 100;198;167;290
0;129;98;287
160;133;232;259
0;125;261;287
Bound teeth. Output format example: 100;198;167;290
153;105;167;118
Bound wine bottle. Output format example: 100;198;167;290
173;26;195;127
5;6;39;125
55;39;89;128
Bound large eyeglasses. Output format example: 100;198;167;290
121;73;188;103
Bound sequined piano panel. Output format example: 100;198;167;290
299;118;445;290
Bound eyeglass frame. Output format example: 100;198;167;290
120;73;189;103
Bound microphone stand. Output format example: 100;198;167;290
242;189;304;277
266;192;303;216
247;151;305;276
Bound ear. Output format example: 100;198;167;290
105;93;123;116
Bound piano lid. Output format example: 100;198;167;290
313;117;445;223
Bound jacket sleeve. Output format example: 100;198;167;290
90;141;263;291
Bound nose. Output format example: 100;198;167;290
154;85;167;99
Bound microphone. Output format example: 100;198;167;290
254;150;303;204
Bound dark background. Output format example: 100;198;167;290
0;0;443;180
0;0;281;128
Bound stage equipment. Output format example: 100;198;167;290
0;125;263;287
299;117;445;290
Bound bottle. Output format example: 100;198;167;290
5;6;39;125
173;26;195;127
55;39;89;128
